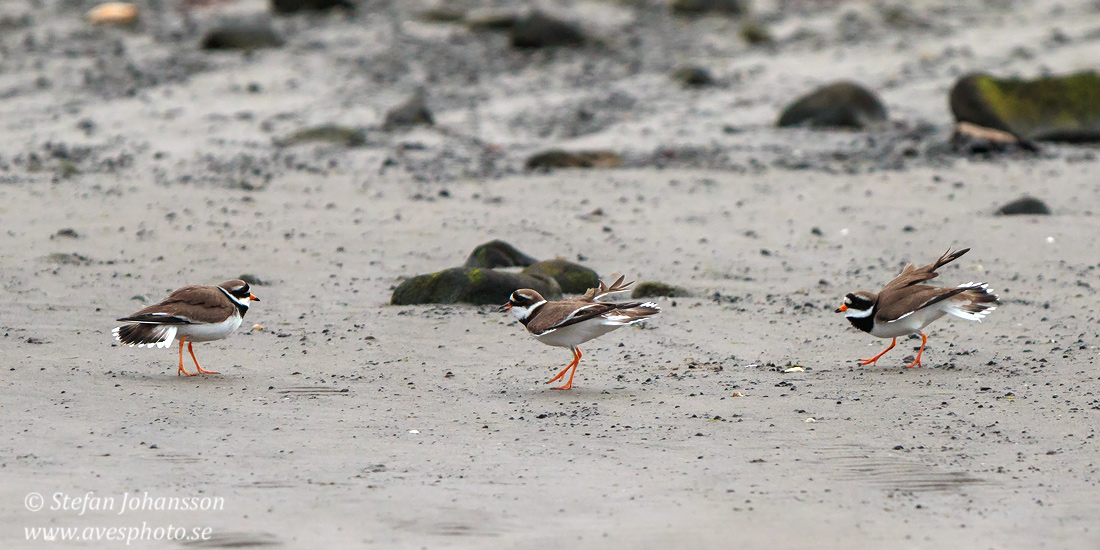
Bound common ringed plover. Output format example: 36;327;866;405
502;275;660;390
113;280;259;376
836;248;996;368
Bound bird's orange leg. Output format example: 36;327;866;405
546;347;579;384
551;348;582;391
187;342;219;374
905;333;928;368
177;339;196;376
858;338;896;366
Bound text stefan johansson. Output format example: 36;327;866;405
42;492;224;516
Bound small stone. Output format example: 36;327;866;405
270;0;353;14
276;125;366;148
671;0;747;16
740;21;774;46
783;366;805;373
951;122;1038;155
510;11;586;49
631;282;692;298
672;66;716;88
201;20;284;50
86;2;138;25
238;274;269;286
54;228;79;239
252;324;264;331
383;88;433;131
996;196;1051;216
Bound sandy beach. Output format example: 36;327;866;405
1;0;1099;548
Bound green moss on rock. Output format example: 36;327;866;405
950;71;1100;142
521;259;599;294
391;267;561;306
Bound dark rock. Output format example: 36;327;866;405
391;268;562;306
521;259;599;294
673;66;716;87
951;122;1038;155
53;228;79;239
275;125;366;147
271;0;353;14
510;11;586;49
995;196;1051;216
465;9;519;30
632;282;692;298
464;240;538;269
383;89;434;131
525;150;623;170
777;82;888;129
740;21;774;46
950;71;1100;142
419;7;466;23
671;0;748;16
238;274;270;286
201;21;284;50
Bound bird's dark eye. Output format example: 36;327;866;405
231;284;250;298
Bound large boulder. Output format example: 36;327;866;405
521;259;599;294
950;72;1100;142
464;240;538;269
777;82;888;129
391;268;561;306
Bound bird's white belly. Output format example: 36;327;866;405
534;318;622;348
174;315;243;343
870;307;947;338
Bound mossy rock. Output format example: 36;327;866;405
464;240;538;269
200;21;284;50
777;81;887;129
525;150;623;170
950;72;1100;142
391;268;561;306
521;259;598;294
510;11;586;49
631;281;691;298
275;125;366;148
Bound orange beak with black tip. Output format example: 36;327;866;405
835;304;847;313
250;293;260;301
499;303;512;312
